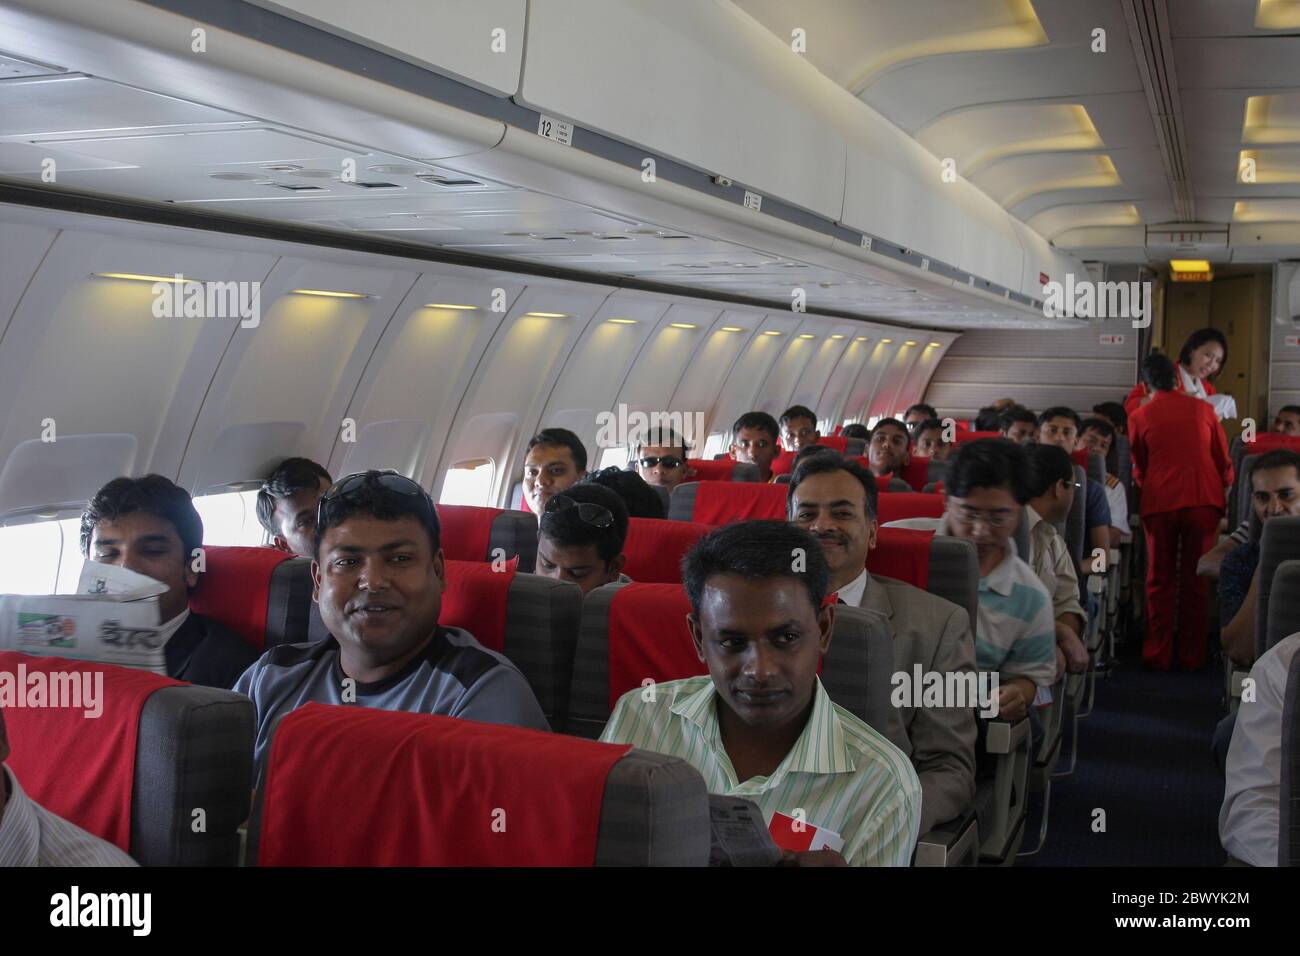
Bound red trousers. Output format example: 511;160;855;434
1140;506;1221;670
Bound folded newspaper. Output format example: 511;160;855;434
0;563;168;673
708;794;783;867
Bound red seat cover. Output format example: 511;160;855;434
817;436;850;453
954;430;1002;444
1070;447;1089;468
606;584;705;709
190;545;292;652
899;456;930;491
257;703;630;866
876;492;945;525
867;527;935;589
438;558;518;652
685;458;735;482
436;504;500;562
0;652;180;851
691;481;787;524
622;518;713;584
771;450;796;476
1245;433;1300;452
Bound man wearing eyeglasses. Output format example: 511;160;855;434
1023;445;1088;680
234;471;548;768
885;441;1056;722
535;484;631;595
729;411;781;483
635;427;690;492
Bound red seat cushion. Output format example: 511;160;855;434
622;518;713;583
257;703;630;866
899;456;930;491
867;528;936;589
436;504;500;562
771;450;796;476
1070;447;1089;468
190;545;293;652
954;430;1002;443
605;584;704;709
438;558;518;653
691;481;787;523
1245;433;1300;452
685;458;735;481
817;436;849;453
0;652;180;851
876;492;944;524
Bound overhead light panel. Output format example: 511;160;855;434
929;341;942;348
524;311;568;318
292;289;369;298
606;318;638;324
762;330;783;336
798;333;816;339
905;340;918;346
855;336;869;342
720;326;745;332
881;338;893;344
424;303;478;310
92;272;211;284
669;322;698;329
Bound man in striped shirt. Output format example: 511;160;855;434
600;520;921;866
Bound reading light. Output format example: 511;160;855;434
830;334;845;339
881;338;893;344
855;336;868;342
1169;259;1212;273
798;333;816;339
524;311;568;318
929;341;942;348
762;330;783;336
292;289;368;298
720;326;745;332
669;322;698;329
905;340;918;346
92;272;210;284
424;303;478;310
606;318;638;324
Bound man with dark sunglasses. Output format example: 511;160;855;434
635;427;690;492
535;484;631;595
234;471;548;768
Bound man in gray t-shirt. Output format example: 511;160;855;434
233;471;548;770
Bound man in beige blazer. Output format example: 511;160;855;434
788;454;977;833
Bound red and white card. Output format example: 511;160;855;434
768;811;844;854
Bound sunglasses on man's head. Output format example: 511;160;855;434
543;493;614;528
316;471;431;526
639;456;684;470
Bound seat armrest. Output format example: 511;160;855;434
914;808;978;867
984;717;1029;754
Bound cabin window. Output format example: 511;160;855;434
596;446;630;471
440;458;495;506
701;432;729;459
0;519;66;594
192;490;266;547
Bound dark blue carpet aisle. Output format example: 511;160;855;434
1020;650;1229;866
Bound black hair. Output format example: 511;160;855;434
1276;405;1300;419
582;467;665;519
905;403;938;420
526;427;588;473
538;482;629;564
1092;401;1127;432
914;417;947;440
841;423;871;440
869;417;908;440
1024;444;1074;499
779;405;818;428
682;520;829;617
315;471;440;559
973;406;1003;431
1251;449;1300;483
637;426;688;460
732;411;780;444
946;439;1030;504
999;405;1038;431
1178;327;1228;376
256;457;332;535
787;454;878;521
81;474;203;559
1078;417;1115;442
1142;352;1177;391
1038;406;1081;429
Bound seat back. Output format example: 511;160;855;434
0;652;254;865
1013;505;1031;562
568;582;898;744
1063;464;1087;599
1281;648;1300;867
927;458;950;488
190;545;304;652
1258;516;1300;659
875;492;944;525
899;456;931;491
869;528;978;633
953;431;1002;444
1112;434;1134;515
668;480;787;523
1231;434;1300;526
437;504;539;572
1267;560;1300;657
622;517;713;583
683;458;760;482
247;703;709;866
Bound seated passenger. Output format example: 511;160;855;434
779;405;821;453
82;475;257;689
999;405;1039;445
866;418;911;479
1274;405;1300;436
522;427;588;514
884;441;1057;721
635;426;691;492
234;471;548;767
841;423;871;441
0;702;137;866
1023;445;1089;679
1038;406;1111;575
913;417;953;462
1219;450;1300;668
1219;631;1299;866
729;411;782;483
1199;518;1252;579
787;455;976;832
536;484;630;595
903;403;938;434
583;466;665;519
600;520;922;866
1091;401;1128;437
973;405;1003;432
1078;417;1129;548
256;457;332;558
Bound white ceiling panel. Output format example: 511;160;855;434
0;75;244;136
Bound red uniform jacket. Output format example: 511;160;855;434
1129;390;1233;516
1123;374;1216;417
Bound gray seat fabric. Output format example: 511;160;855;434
884;477;911;492
132;685;255;866
844;438;866;457
1062;464;1086;600
927;459;949;487
489;509;539;572
1111;435;1134;514
919;536;979;635
1281;649;1300;867
668;481;699;521
1257;516;1300;659
731;462;760;482
1227;437;1247;528
1267;560;1300;657
1236;455;1266;538
1013;506;1030;564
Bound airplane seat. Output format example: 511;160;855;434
844;437;866;457
246;703;709;866
770;451;796;477
953;431;1002;444
1061;464;1086;600
510;479;527;512
567;582;901;747
1281;648;1300;867
190;545;312;652
0;651;254;866
1230;435;1300;527
684;458;759;482
927;458;949;488
875;492;944;525
668;480;787;523
1256;516;1300;662
437;504;538;572
1013;505;1031;563
1266;561;1300;652
899;456;931;491
868;528;978;633
817;436;851;454
621;517;713;583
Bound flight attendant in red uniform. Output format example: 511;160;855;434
1129;352;1234;670
1124;327;1227;417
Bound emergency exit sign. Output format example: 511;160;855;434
1286;335;1300;347
1100;333;1125;345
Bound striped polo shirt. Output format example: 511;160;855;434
883;515;1057;687
600;676;921;866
